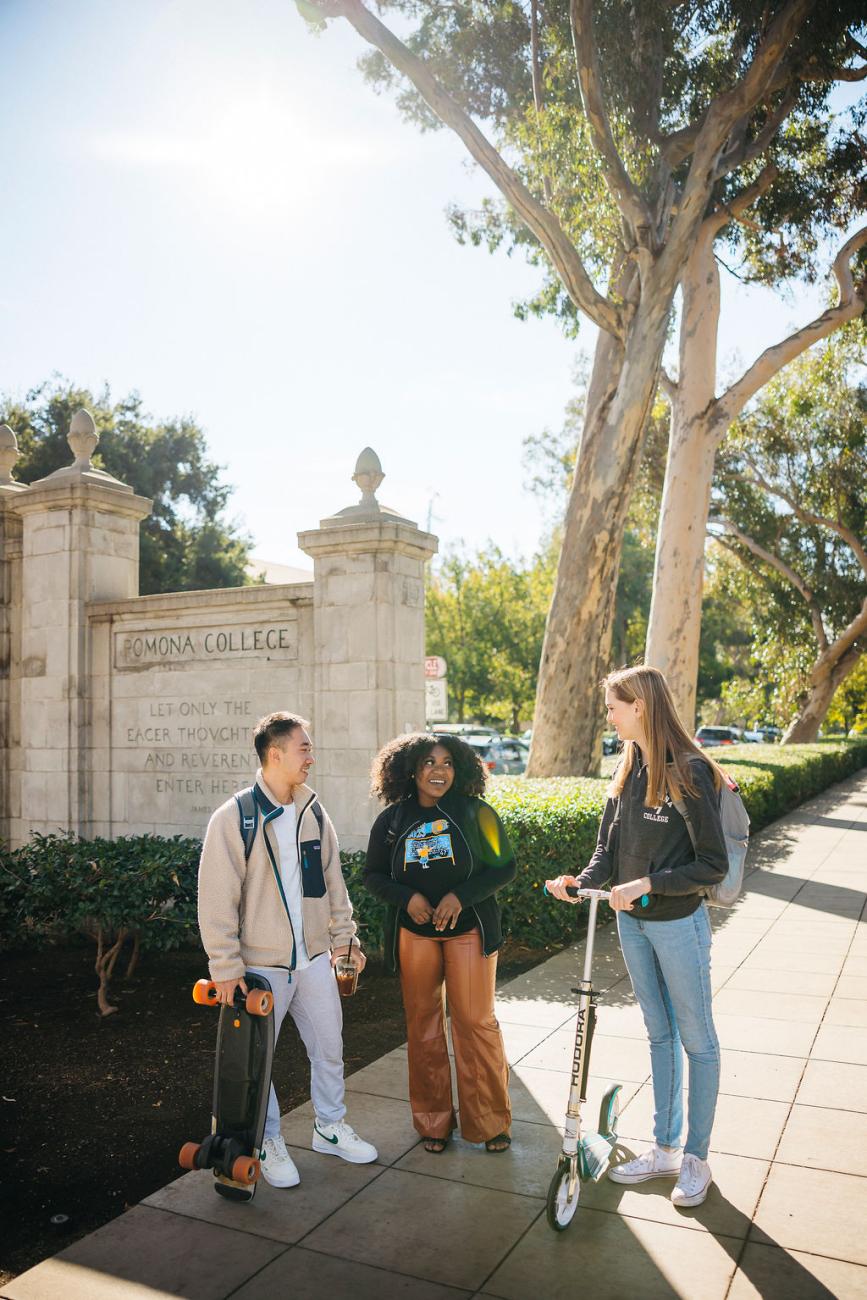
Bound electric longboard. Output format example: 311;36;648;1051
178;973;275;1202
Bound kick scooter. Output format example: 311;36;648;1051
542;884;646;1231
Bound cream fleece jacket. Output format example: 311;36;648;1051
198;776;357;982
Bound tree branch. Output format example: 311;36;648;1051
529;0;553;205
715;91;797;180
667;0;815;266
659;367;678;400
656;1;812;173
569;0;656;245
712;518;829;648
813;597;867;674
715;224;867;425
705;160;779;236
311;0;624;339
740;454;867;578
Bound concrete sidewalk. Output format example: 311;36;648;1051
5;771;866;1300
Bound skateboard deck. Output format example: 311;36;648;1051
178;972;275;1202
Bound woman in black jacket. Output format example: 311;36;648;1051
548;666;728;1209
364;733;516;1153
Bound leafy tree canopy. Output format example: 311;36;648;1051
425;543;554;730
346;0;867;331
709;322;867;725
3;380;255;597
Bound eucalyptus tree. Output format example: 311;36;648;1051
710;327;867;742
299;0;866;773
646;65;866;728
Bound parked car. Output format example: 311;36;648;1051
694;726;741;748
464;734;528;775
434;723;501;738
602;732;621;756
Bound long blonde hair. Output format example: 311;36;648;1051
605;666;722;808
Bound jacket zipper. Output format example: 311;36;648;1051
262;806;297;973
295;791;317;862
436;804;490;956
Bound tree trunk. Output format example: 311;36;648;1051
528;279;670;775
125;931;141;980
645;230;721;730
94;926;126;1017
782;646;863;743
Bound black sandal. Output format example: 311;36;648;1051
485;1133;512;1153
423;1136;449;1154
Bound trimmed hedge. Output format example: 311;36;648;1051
2;741;865;975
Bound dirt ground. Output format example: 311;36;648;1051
0;938;553;1284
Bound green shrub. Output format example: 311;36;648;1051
3;740;864;980
483;738;867;948
1;833;200;1014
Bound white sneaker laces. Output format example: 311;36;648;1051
264;1135;289;1161
676;1154;708;1193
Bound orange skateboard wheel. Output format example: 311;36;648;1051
178;1142;201;1170
232;1155;260;1184
192;979;219;1006
245;989;273;1017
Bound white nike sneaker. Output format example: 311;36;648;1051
608;1143;682;1184
260;1134;301;1188
312;1119;378;1164
671;1153;712;1207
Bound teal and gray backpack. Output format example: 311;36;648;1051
673;772;750;908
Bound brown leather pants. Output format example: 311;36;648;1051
398;926;511;1143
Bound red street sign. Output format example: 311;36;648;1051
424;656;447;679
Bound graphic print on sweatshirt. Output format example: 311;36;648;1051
404;819;454;869
642;795;673;825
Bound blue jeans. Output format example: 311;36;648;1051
617;905;720;1160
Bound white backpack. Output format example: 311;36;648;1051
673;771;750;908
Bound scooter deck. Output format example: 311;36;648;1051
210;973;275;1202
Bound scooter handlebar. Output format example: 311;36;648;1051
543;883;649;907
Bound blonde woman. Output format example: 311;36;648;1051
548;666;728;1208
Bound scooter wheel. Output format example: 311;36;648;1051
546;1156;580;1232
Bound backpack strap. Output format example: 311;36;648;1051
672;796;697;853
310;800;324;836
234;786;260;863
384;802;403;845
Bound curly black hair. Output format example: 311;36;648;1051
369;733;487;805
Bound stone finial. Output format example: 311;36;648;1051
320;447;414;527
0;423;19;485
352;447;385;512
31;407;133;493
68;408;99;469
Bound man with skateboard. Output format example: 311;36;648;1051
198;711;377;1189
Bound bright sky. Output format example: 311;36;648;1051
0;0;854;569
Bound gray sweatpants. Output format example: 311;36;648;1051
247;952;347;1139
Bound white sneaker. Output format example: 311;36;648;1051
671;1153;712;1207
312;1119;378;1164
608;1143;682;1184
260;1134;301;1188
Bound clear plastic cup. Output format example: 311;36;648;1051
334;956;358;998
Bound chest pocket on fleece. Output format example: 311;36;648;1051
300;839;326;898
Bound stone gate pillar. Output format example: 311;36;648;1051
7;412;152;844
0;426;27;846
298;449;437;849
